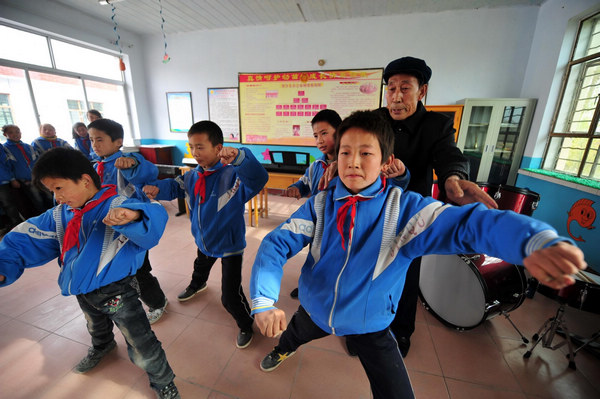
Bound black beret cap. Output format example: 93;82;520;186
383;56;432;85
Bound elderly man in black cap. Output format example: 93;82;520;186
377;56;496;357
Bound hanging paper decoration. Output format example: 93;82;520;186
111;4;126;71
158;0;171;63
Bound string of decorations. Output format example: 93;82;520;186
158;0;170;63
111;4;126;71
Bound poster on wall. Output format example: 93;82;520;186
208;87;240;142
239;68;383;146
166;92;193;133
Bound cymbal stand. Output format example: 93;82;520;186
570;330;600;358
523;301;577;370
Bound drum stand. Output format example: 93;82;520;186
523;301;577;370
500;310;529;344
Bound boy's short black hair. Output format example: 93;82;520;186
88;118;124;141
72;122;86;139
311;109;342;130
335;110;394;162
33;147;101;190
187;120;224;146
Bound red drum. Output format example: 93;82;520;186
419;254;527;330
478;183;540;216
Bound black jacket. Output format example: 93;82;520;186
376;102;469;197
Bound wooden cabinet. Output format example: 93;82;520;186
456;98;536;185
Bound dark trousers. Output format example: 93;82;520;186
76;276;175;391
389;257;421;339
135;251;166;310
277;306;415;399
0;184;23;227
190;249;253;332
15;180;50;218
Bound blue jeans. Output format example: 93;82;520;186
76;276;175;391
277;306;415;399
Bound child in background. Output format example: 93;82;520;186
87;109;102;123
72;122;96;161
2;124;51;217
0;148;181;399
249;110;586;399
32;123;72;156
88;118;168;324
0;142;23;232
143;120;268;349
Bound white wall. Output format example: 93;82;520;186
141;6;542;141
0;0;151;142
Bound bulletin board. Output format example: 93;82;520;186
239;68;383;146
166;92;193;133
208;87;240;142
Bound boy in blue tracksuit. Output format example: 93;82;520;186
0;148;180;399
286;109;410;304
2;124;51;216
31;123;72;156
88;118;168;324
144;120;269;349
250;111;587;399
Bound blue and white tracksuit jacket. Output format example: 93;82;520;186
0;144;16;185
96;151;158;199
3;140;38;181
290;154;411;197
73;136;97;161
0;186;168;295
153;148;268;258
31;137;72;156
250;177;568;336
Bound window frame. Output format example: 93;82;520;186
542;11;600;181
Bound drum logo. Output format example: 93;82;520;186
567;198;596;242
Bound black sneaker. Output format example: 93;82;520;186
260;348;295;372
290;287;299;299
73;340;117;373
236;329;253;349
156;381;181;399
177;283;207;302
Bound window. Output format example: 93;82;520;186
67;99;86;124
0;23;133;145
543;12;600;181
0;94;14;126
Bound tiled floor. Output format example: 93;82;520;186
0;195;599;399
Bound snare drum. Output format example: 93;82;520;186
478;183;540;216
548;271;600;314
419;254;527;330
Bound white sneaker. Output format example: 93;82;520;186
147;298;168;324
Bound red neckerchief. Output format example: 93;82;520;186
194;168;217;204
60;185;117;262
15;143;31;166
96;161;105;183
81;137;90;153
49;139;57;148
336;176;387;250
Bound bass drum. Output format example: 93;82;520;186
419;254;527;330
478;183;540;216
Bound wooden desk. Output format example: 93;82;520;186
266;172;303;190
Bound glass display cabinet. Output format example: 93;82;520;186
456;98;537;185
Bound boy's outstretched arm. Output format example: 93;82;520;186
103;207;141;226
523;242;587;290
255;308;288;338
143;184;160;200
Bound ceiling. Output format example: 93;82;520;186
52;0;546;36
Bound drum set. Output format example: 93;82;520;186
420;182;600;368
